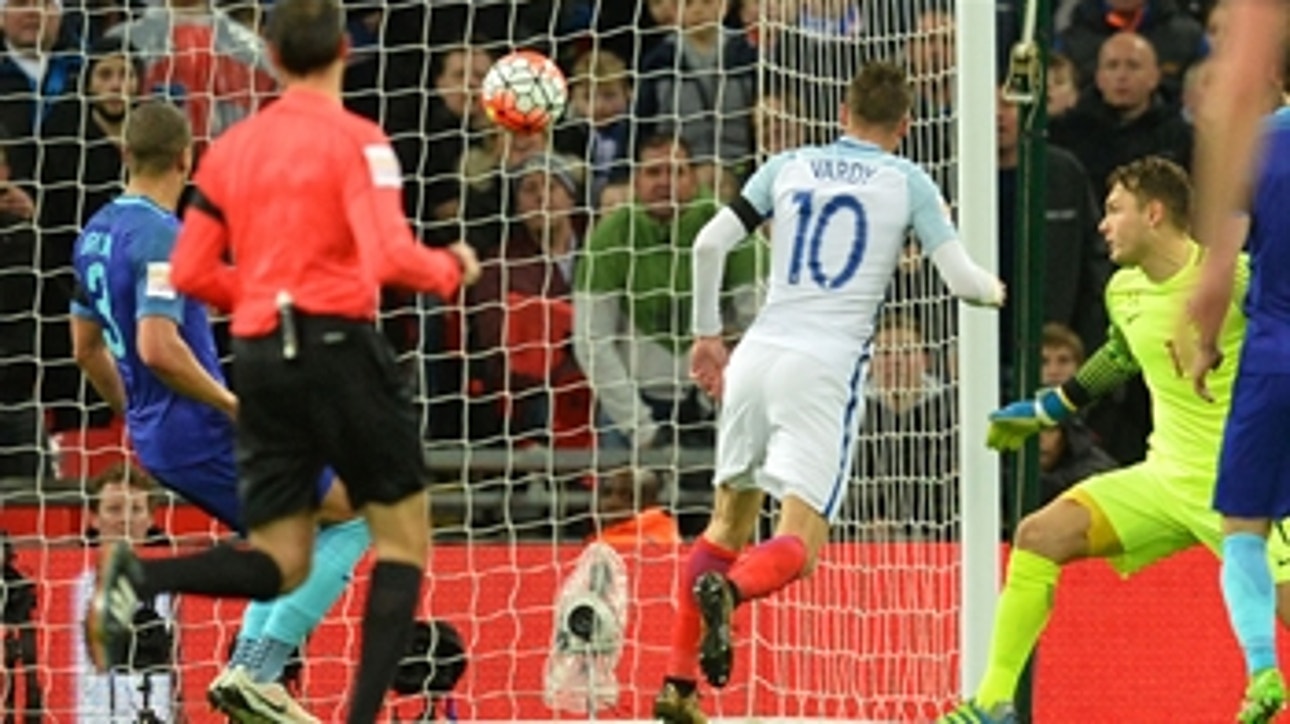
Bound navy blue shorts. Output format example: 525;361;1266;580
1213;373;1290;518
149;452;335;535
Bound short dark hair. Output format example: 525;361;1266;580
846;61;913;128
266;0;344;76
124;101;190;176
88;463;156;514
1041;322;1086;363
1107;156;1192;230
635;134;691;163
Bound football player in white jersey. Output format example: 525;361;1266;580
652;61;1005;724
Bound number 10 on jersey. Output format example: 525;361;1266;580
788;191;869;289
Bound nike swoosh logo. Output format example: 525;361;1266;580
241;683;288;715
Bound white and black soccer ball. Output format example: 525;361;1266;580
480;50;568;135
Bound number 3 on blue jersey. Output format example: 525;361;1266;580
788;190;868;289
86;260;126;358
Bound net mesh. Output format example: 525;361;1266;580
0;1;964;720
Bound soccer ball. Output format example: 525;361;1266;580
480;50;568;135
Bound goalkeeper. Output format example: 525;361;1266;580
941;156;1290;724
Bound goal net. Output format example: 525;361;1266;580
0;0;967;721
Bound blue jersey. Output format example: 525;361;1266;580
1243;107;1290;374
71;195;232;470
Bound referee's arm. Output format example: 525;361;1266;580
172;190;238;311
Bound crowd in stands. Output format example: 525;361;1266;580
0;0;1232;541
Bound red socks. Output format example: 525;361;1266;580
666;536;738;680
727;535;808;602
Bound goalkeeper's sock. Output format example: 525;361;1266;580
229;601;273;668
665;535;738;681
1221;532;1278;677
975;549;1061;708
347;560;422;724
138;544;282;601
255;519;370;683
726;534;808;602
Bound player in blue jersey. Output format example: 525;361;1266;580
70;101;367;723
1189;6;1290;720
652;62;1005;723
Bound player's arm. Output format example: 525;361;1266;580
70;312;127;417
137;318;236;418
905;167;1006;306
690;151;782;400
135;224;238;418
345;140;479;295
987;323;1141;451
1189;0;1286;384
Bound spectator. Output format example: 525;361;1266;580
997;87;1110;358
1038;418;1119;506
752;90;804;160
0;135;45;480
82;462;167;546
76;463;174;722
635;0;757;191
0;0;81;180
109;0;276;148
1057;0;1206;103
573;135;762;451
467;154;595;449
904;7;956;192
1048;51;1080;119
1049;31;1193;193
554;48;633;205
856;312;958;540
1041;322;1084;386
593;467;681;548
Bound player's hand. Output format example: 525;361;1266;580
986;388;1073;451
1186;273;1233;403
690;335;728;401
448;241;481;287
964;277;1006;308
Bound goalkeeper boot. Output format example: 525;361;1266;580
936;700;1017;724
1238;668;1287;724
695;572;736;688
652;681;707;724
84;540;144;672
210;666;321;724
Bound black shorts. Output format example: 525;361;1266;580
232;314;425;530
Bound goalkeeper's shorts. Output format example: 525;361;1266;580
1066;460;1290;582
1214;372;1290;519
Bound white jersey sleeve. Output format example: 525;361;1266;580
741;152;795;217
905;163;957;254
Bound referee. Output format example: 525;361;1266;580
83;1;480;721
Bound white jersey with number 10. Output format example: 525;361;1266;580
740;136;958;366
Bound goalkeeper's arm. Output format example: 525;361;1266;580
987;326;1139;450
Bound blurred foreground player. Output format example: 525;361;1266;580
1189;3;1290;720
82;2;480;722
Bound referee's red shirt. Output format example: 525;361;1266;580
170;86;463;337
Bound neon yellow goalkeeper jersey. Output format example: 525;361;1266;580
1104;242;1249;476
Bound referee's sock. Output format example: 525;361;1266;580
1221;532;1278;677
136;544;283;601
666;535;739;683
347;560;423;724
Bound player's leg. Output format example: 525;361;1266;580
318;324;431;724
85;337;324;672
655;340;768;723
943;463;1193;723
1213;374;1290;723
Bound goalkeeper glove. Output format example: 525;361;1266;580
986;388;1076;451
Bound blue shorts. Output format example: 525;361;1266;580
148;452;335;535
1213;373;1290;518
